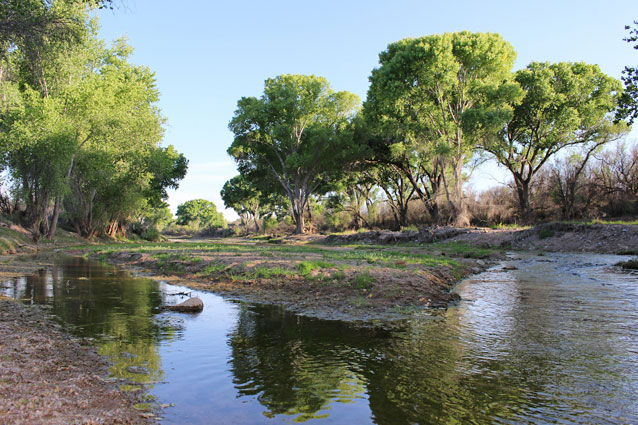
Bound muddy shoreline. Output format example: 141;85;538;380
0;299;153;425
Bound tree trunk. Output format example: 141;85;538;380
514;176;531;222
47;195;61;239
253;209;261;233
294;211;304;234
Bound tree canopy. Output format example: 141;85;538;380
469;61;626;219
0;1;187;239
175;199;226;228
617;20;638;125
364;32;519;225
228;74;360;234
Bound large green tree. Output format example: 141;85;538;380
365;32;519;226
469;62;626;220
175;199;225;228
221;174;263;232
228;74;360;234
1;5;186;239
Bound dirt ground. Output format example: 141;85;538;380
0;300;153;425
448;222;638;253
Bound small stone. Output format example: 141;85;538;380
165;297;204;313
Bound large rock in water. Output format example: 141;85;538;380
166;297;204;312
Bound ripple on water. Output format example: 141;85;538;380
1;254;637;424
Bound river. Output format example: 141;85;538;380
1;252;637;424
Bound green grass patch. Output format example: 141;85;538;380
296;260;336;276
617;258;638;270
353;271;375;290
197;262;228;276
489;223;530;230
229;266;294;281
431;242;497;259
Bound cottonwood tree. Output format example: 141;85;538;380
1;8;186;239
221;174;263;232
469;62;626;221
365;32;519;226
176;199;225;228
228;74;360;234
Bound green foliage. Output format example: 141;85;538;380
353;271;374;289
145;145;189;209
0;4;187;240
365;32;519;225
175;199;226;228
198;262;228;276
617;258;638;270
471;61;626;219
296;260;336;276
228;74;360;234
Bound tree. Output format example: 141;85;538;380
175;199;225;228
0;8;185;239
470;62;626;220
365;32;519;226
228;74;360;234
221;174;263;233
145;145;188;209
617;20;638;125
549;147;601;220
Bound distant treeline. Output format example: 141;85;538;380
222;30;638;234
0;1;187;240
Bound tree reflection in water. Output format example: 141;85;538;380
228;303;533;424
2;257;180;389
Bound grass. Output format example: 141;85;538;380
197;262;228;276
489;223;530;230
429;242;497;259
586;219;638;226
617;258;638;270
353;271;375;289
69;238;494;288
296;260;336;276
230;266;294;281
0;226;32;253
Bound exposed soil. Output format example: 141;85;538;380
0;300;153;425
96;241;495;322
322;223;638;254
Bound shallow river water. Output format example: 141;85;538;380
2;253;637;424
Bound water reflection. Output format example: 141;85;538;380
1;257;177;392
228;305;376;422
2;254;637;424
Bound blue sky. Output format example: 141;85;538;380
97;0;638;219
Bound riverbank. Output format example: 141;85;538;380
0;299;153;425
70;239;500;321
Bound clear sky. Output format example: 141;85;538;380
96;0;638;219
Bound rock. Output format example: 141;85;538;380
165;297;204;313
